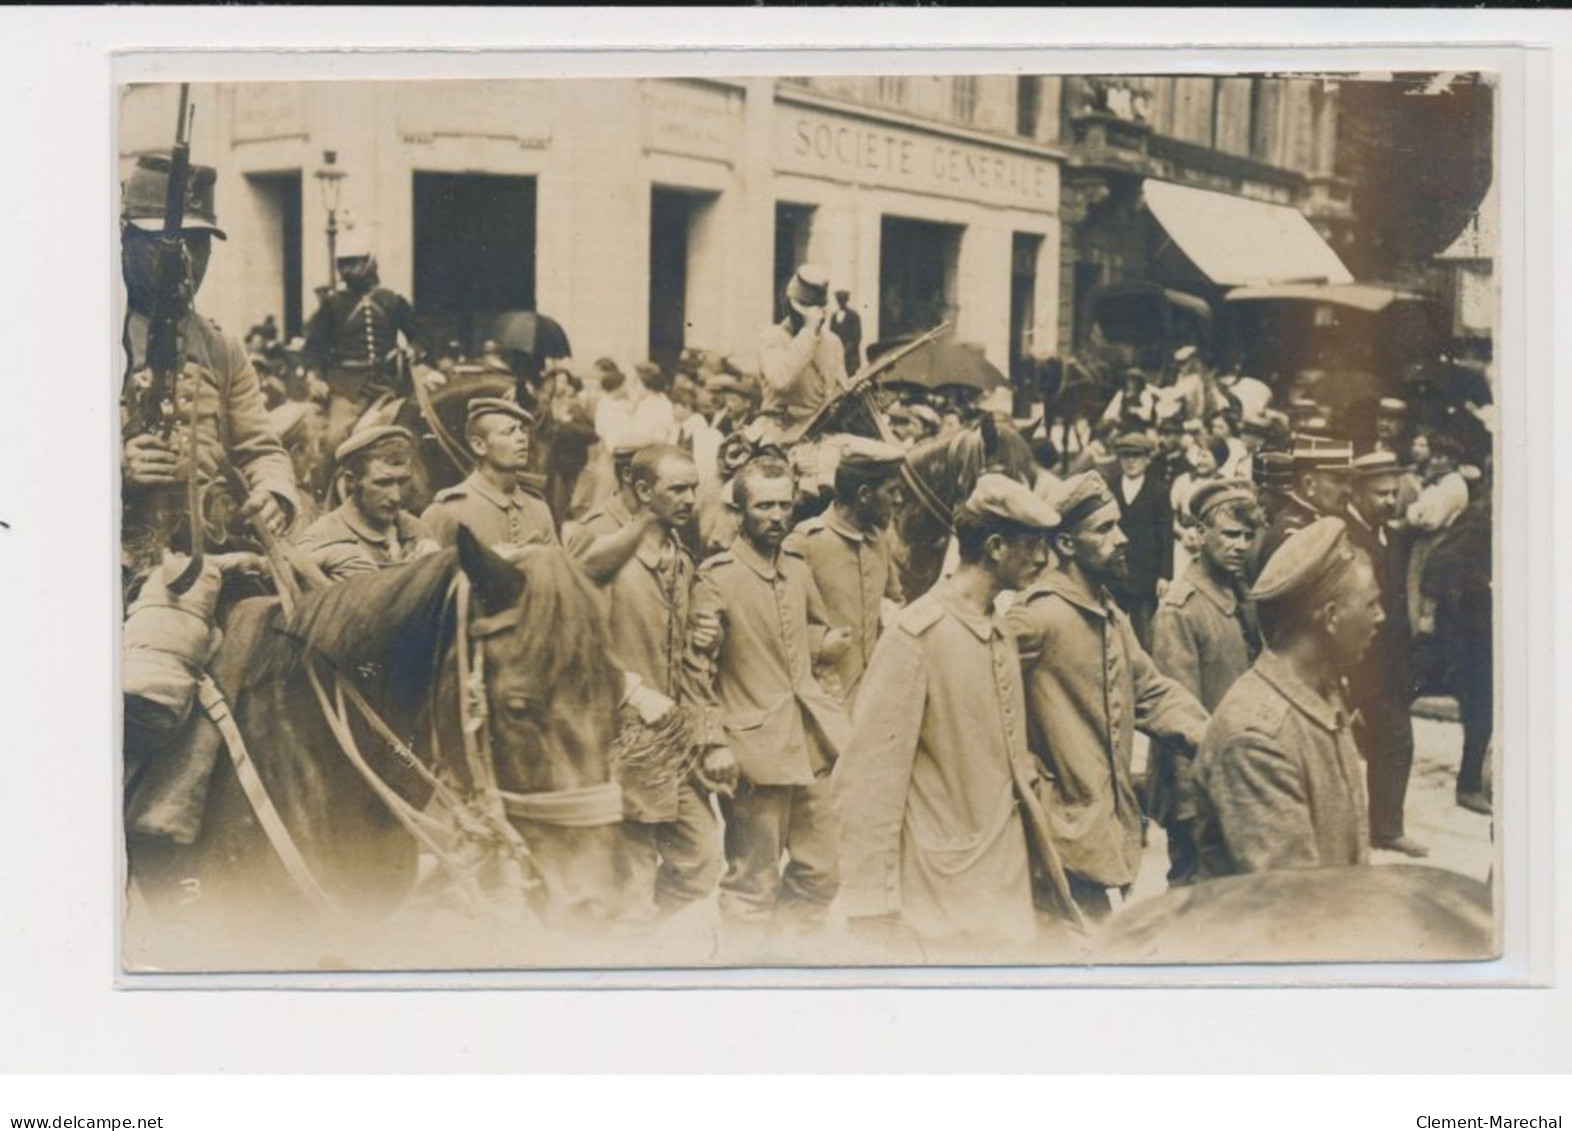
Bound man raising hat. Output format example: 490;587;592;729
421;398;559;554
1006;472;1208;920
784;437;908;705
119;152;297;585
1343;451;1427;857
755;264;849;445
1193;517;1383;877
838;475;1082;959
297;425;437;581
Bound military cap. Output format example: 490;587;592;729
1255;451;1296;492
836;435;906;475
334;424;413;466
1251;517;1360;607
786;264;830;309
1349;450;1403;478
1053;471;1118;531
1113;428;1156;455
1377;397;1409;415
1290;433;1353;472
121;153;227;239
465;397;533;429
956;473;1061;530
1189;478;1257;522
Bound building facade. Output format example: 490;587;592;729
118;77;1067;386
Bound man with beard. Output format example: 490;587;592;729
836;475;1081;959
563;444;721;919
682;457;853;950
297;426;438;580
421;398;559;553
302;238;430;459
1343;451;1426;856
756;265;849;445
1195;517;1382;876
1150;479;1263;887
1007;472;1208;919
784;438;907;705
1255;436;1353;574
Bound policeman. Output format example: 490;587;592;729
784;437;907;704
1194;517;1383;877
421;398;559;555
1254;435;1353;574
119;153;297;585
297;425;438;579
301;235;430;460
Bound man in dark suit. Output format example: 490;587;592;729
829;288;863;378
1344;450;1426;856
1100;427;1172;650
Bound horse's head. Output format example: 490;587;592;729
453;528;636;935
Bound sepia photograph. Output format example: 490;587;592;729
115;69;1501;975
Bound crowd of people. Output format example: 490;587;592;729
120;153;1495;963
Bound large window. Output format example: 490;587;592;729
951;76;979;124
879;215;962;341
1016;76;1041;138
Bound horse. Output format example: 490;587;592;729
124;528;635;971
893;413;1041;601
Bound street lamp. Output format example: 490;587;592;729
313;150;347;290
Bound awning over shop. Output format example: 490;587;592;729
1144;179;1354;287
1224;283;1420;314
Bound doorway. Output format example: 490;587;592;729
412;172;537;353
243;172;303;338
649;186;722;372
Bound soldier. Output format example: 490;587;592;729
1344;451;1427;857
421;398;558;554
301;236;430;459
837;476;1080;959
681;457;853;951
1149;479;1263;887
296;426;438;580
1255;435;1353;572
1006;472;1208;920
756;264;849;445
1194;517;1383;877
783;437;907;705
562;445;720;919
118;153;297;586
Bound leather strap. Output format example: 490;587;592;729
501;782;624;827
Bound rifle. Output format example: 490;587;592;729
126;83;206;594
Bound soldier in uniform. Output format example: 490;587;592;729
1255;435;1353;573
756;264;849;446
1006;472;1208;920
119;153;297;587
1194;517;1384;878
837;476;1079;959
1344;450;1427;857
783;437;907;705
420;398;559;554
296;426;438;580
681;457;853;951
1149;479;1263;887
302;237;430;460
561;444;721;920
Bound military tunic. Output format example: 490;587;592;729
1194;649;1371;877
302;286;423;400
756;320;847;440
784;506;904;701
296;504;435;580
836;582;1042;950
420;470;559;552
1006;568;1208;889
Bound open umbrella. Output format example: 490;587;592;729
485;311;572;368
867;335;1007;394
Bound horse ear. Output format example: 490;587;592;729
456;524;525;614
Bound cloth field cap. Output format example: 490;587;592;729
1113;428;1156;455
466;397;533;430
1189;478;1257;523
121;153;227;239
837;436;906;476
1349;450;1403;479
1251;516;1359;607
334;424;413;466
787;264;830;309
1052;471;1118;531
1290;433;1353;473
956;473;1061;531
